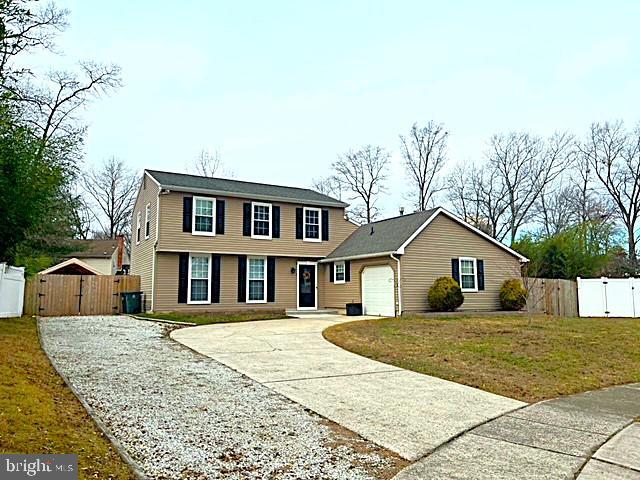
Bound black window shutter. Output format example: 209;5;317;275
216;200;225;234
267;257;276;302
451;258;460;284
296;207;303;239
237;255;247;302
477;260;485;291
242;203;251;236
182;197;193;232
322;209;329;241
212;255;221;303
178;253;189;303
329;262;334;283
272;206;280;238
345;260;351;282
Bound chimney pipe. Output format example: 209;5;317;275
399;207;405;216
116;235;125;271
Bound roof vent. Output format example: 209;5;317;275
370;226;374;235
399;207;405;216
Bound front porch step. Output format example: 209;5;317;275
286;309;340;316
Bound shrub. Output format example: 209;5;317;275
499;279;527;311
428;277;464;311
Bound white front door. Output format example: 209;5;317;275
361;265;395;316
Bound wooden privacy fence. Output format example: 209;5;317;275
524;277;578;317
24;274;140;316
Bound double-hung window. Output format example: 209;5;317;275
334;261;345;284
247;257;266;302
136;212;141;245
251;202;272;239
144;203;151;239
188;254;211;304
193;196;215;236
459;257;478;292
303;207;321;242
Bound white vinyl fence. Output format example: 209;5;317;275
577;277;640;318
0;263;25;318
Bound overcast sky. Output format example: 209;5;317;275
35;0;640;217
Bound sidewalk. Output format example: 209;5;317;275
394;383;640;479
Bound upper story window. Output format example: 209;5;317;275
252;202;272;239
193;196;215;236
136;212;141;245
247;256;266;302
334;261;345;283
459;257;478;292
145;203;151;239
188;253;211;304
303;207;321;242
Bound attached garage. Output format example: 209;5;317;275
361;265;395;316
320;208;528;314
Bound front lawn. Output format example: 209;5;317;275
323;314;640;403
0;317;135;479
137;309;289;325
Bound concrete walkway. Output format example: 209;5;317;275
394;383;640;479
171;314;524;461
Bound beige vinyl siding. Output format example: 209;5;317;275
130;173;159;311
320;257;398;314
154;252;298;312
82;257;113;275
400;214;523;312
157;192;357;257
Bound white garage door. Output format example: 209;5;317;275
362;265;395;317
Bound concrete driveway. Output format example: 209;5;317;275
171;314;524;460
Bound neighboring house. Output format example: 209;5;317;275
40;237;129;276
131;170;527;315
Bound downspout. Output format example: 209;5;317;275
390;253;402;317
150;189;161;312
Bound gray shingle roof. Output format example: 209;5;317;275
325;209;439;260
146;170;347;208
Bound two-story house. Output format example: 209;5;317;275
131;170;527;315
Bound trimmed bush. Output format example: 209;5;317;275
499;279;527;311
428;277;464;311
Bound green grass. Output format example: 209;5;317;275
137;309;289;325
0;317;135;479
323;314;640;402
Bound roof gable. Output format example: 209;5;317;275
324;209;438;261
39;258;103;275
146;169;347;208
324;207;528;262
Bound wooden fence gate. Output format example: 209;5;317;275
23;274;141;316
525;277;578;317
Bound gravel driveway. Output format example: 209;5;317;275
39;316;405;479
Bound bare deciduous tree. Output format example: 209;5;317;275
400;121;448;210
311;175;343;200
0;1;69;83
448;131;574;244
332;145;390;224
579;121;640;268
14;62;121;158
190;148;221;177
82;157;139;239
535;187;576;237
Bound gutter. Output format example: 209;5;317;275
160;184;348;209
318;251;398;264
390;253;402;316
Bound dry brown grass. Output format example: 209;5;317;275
0;317;135;479
323;314;640;402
